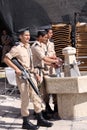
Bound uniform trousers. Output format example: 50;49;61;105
39;74;57;107
16;73;42;117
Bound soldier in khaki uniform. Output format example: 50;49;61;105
42;29;56;75
31;30;62;119
31;31;60;73
45;28;56;57
4;28;53;130
43;28;62;119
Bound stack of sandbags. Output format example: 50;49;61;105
76;22;87;71
52;24;72;60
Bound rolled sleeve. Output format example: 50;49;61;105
33;46;45;60
5;53;13;59
5;46;18;60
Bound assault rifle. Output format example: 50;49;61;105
11;58;40;95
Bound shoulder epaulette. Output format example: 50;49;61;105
14;42;20;46
35;43;39;46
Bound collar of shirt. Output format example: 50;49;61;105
47;39;51;44
19;42;30;49
34;40;42;47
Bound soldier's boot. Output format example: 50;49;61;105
41;103;54;120
36;112;53;127
46;103;54;114
22;116;38;130
54;104;58;113
53;104;61;120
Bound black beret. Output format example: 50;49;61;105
17;27;29;35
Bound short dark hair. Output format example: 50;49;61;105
45;28;52;33
37;30;47;38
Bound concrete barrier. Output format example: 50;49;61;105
44;75;87;120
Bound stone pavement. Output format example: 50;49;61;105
0;68;87;130
1;84;87;130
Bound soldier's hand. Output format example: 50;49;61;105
15;68;22;76
57;57;63;65
35;73;41;82
52;57;63;68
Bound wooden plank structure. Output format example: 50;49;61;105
52;24;72;60
76;22;87;71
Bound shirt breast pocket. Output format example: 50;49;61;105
20;54;29;62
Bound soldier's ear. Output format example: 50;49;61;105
19;35;22;40
40;35;43;39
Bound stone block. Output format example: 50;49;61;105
44;75;87;119
45;76;87;94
